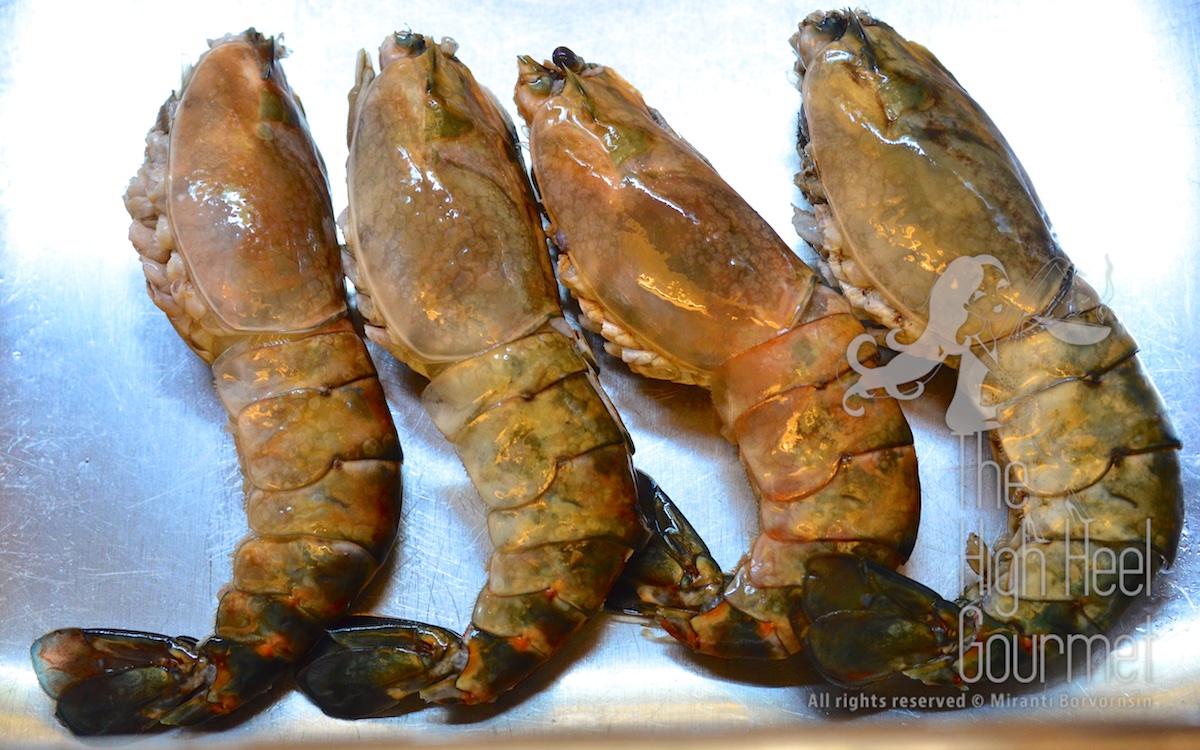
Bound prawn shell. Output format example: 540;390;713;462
758;448;920;549
487;444;642;553
232;537;378;622
470;591;589;656
422;331;589;439
212;325;378;413
488;536;636;614
992;356;1180;496
983;538;1145;625
234;377;399;491
345;37;559;374
451;629;545;704
711;311;872;425
1021;450;1182;562
166;34;345;335
730;373;913;503
246;460;400;563
798;15;1070;345
212;591;324;660
978;301;1138;408
517;61;816;381
450;372;626;509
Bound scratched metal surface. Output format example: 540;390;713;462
1;0;1198;746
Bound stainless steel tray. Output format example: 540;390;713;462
3;0;1198;746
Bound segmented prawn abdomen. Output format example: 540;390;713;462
420;329;641;701
673;286;919;658
971;280;1181;635
154;319;402;722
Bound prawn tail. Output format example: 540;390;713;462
801;555;973;688
609;472;808;660
296;617;464;718
32;626;349;734
605;470;724;620
31;629;211;735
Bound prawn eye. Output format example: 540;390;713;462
552;46;585;72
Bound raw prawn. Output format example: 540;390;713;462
792;10;1183;687
294;33;642;715
515;47;920;660
30;30;401;733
